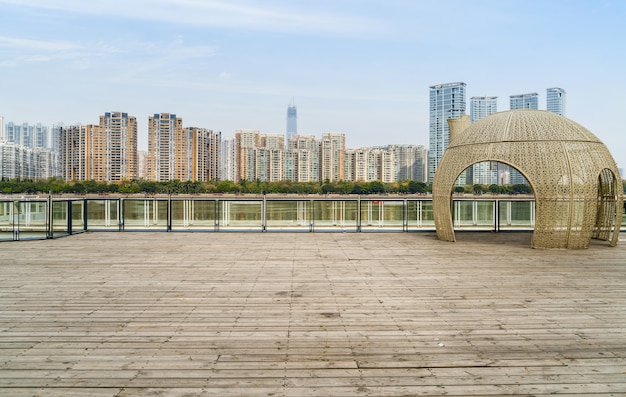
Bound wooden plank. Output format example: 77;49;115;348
0;232;625;395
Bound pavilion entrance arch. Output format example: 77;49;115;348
432;110;622;249
593;168;621;243
450;160;535;231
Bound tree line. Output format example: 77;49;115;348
0;177;567;196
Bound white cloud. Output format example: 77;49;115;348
0;0;388;37
0;36;78;52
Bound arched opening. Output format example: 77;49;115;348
593;168;619;244
450;161;536;231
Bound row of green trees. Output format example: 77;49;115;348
0;177;557;196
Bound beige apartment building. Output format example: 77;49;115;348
147;113;184;182
61;111;137;182
148;114;220;182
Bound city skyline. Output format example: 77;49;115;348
1;1;625;169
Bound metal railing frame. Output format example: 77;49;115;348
1;195;623;241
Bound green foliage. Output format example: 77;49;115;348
0;178;543;196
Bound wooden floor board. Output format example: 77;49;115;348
1;232;625;396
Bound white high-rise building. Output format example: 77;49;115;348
546;87;566;116
428;82;466;182
510;93;538;110
470;96;498;123
384;144;427;182
469;96;499;185
220;138;235;181
1;141;59;180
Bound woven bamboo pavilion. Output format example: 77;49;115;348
432;110;623;249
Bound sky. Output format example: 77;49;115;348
1;0;625;169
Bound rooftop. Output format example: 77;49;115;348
1;232;625;396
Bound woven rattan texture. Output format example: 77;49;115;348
433;110;623;249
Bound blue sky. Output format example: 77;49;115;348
1;0;625;169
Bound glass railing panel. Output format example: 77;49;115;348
122;199;168;230
71;200;85;233
171;199;216;230
475;200;494;226
360;200;404;230
0;201;15;240
52;200;69;235
86;199;119;230
218;200;262;231
499;200;534;229
265;200;310;230
312;200;358;231
453;200;475;227
453;200;494;229
15;201;48;240
406;200;435;230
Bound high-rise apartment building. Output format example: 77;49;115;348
345;148;368;182
234;130;261;182
186;127;221;181
99;112;138;181
429;82;466;182
1;141;58;180
470;96;498;123
220;138;235;182
256;148;284;182
546;87;566;116
51;123;63;154
286;100;297;147
286;134;319;182
147;113;183;181
137;150;148;180
60;124;98;181
345;148;395;183
5;122;23;146
261;134;285;150
510;93;538;110
320;133;345;182
60;112;137;182
385;144;428;182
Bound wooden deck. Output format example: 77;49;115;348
0;232;625;396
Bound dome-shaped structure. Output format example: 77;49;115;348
433;110;622;249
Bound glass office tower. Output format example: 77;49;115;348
428;82;466;182
546;87;566;116
510;93;538;110
286;100;297;147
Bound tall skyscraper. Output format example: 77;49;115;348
546;87;566;116
286;99;297;146
469;96;499;184
510;93;539;110
470;96;498;123
147;113;183;181
428;82;466;182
